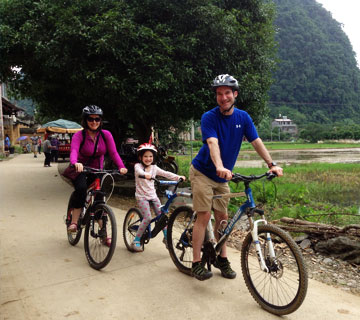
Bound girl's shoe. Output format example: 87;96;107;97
131;241;143;252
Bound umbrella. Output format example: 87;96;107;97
36;119;83;133
16;135;28;141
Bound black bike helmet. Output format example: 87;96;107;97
211;74;239;91
82;105;103;118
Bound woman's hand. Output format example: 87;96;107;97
119;167;128;175
75;162;83;173
145;173;152;180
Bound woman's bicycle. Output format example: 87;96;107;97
123;176;190;252
166;172;308;316
65;166;120;270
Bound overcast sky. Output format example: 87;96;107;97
316;0;360;64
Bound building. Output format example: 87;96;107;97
1;83;33;155
271;115;298;137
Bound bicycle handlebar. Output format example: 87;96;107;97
231;171;277;183
138;175;184;186
70;165;122;175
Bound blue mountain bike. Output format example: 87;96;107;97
123;176;190;252
166;172;308;315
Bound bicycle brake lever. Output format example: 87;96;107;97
266;172;277;180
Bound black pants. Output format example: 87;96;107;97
72;173;95;208
44;152;52;166
51;150;58;162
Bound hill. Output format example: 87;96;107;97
268;0;360;125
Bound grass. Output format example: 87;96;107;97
175;155;360;227
183;140;360;153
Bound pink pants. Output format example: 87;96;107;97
135;198;162;238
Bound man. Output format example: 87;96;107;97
190;74;283;281
30;132;39;158
50;134;60;162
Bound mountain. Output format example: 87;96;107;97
269;0;360;124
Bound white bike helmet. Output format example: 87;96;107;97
211;74;239;91
137;143;157;165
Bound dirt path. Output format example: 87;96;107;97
1;154;360;319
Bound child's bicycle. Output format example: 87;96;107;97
65;166;120;270
123;176;190;252
166;172;308;316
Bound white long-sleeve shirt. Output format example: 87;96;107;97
134;163;180;200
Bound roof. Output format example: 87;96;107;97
2;97;25;115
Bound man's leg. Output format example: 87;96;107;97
192;211;211;262
213;209;228;257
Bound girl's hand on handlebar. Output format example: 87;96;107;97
178;176;186;181
75;162;83;173
119;167;128;175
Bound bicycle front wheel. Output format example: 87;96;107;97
66;192;82;246
84;204;117;270
167;206;195;275
241;224;308;315
123;208;143;252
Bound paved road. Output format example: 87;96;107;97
1;154;360;320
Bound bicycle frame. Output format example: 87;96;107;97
144;180;191;240
197;175;277;273
79;169;114;231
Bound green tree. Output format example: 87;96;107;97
0;0;276;142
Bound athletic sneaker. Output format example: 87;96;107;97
191;262;213;281
131;241;143;252
213;256;237;279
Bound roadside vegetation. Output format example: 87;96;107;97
175;149;360;227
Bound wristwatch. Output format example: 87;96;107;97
267;162;277;169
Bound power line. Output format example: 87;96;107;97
268;101;359;107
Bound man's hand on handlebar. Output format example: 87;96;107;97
216;166;232;180
268;165;283;177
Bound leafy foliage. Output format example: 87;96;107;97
0;0;276;143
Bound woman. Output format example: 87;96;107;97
67;105;128;232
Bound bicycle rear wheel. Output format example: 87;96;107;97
65;192;82;246
241;224;308;315
167;206;194;275
84;203;117;270
123;208;143;252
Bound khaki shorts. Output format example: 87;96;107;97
189;165;230;213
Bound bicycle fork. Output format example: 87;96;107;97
248;214;276;273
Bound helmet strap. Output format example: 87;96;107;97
221;104;234;115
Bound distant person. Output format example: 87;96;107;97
66;105;128;234
4;134;10;151
131;143;186;252
38;137;42;154
30;133;39;158
26;142;31;153
190;74;283;281
43;135;53;167
50;134;60;162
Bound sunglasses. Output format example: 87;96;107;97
87;117;101;123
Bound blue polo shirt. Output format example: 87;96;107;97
192;107;259;182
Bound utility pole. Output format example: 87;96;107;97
0;84;5;156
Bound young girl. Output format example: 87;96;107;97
131;143;186;252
